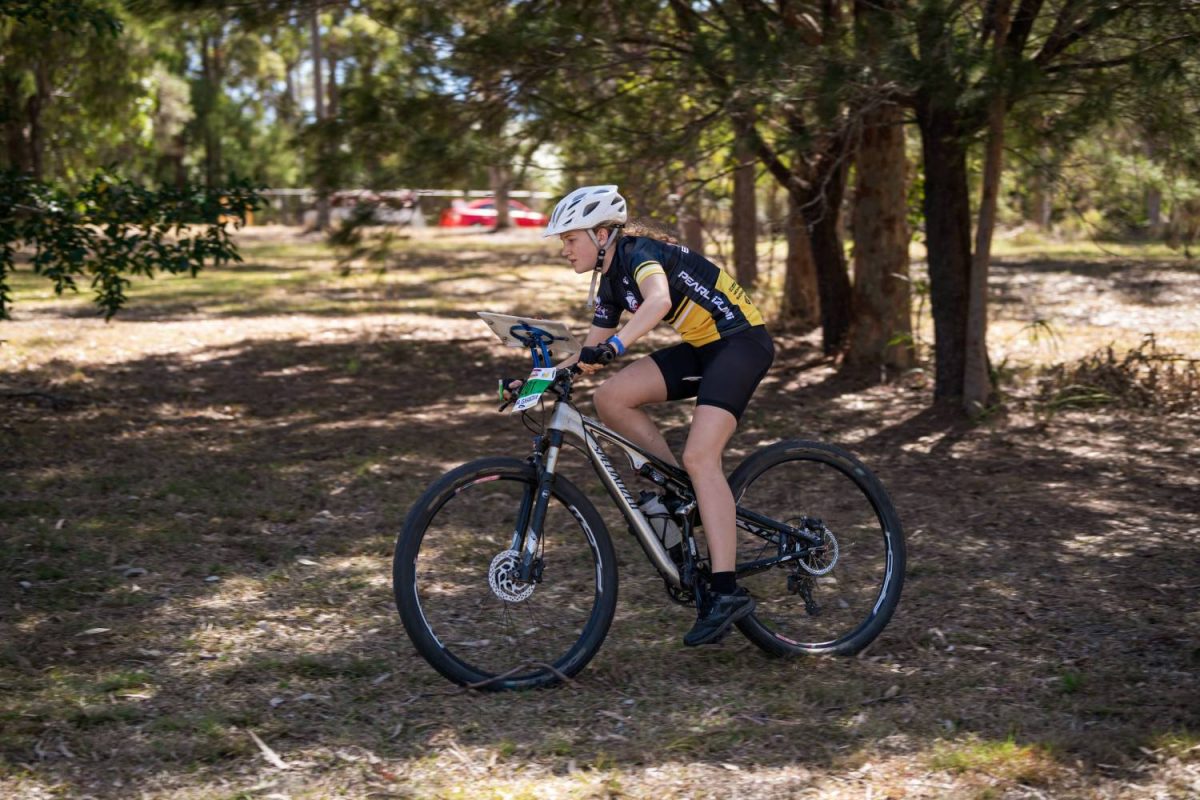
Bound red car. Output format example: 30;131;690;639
439;198;548;228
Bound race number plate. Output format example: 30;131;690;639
513;368;556;412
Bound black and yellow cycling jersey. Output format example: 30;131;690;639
590;236;764;346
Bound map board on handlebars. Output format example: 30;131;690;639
477;312;582;413
476;311;581;360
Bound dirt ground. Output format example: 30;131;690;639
1;228;1198;799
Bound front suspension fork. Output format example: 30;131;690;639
510;430;563;582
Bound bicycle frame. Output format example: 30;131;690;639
513;388;826;591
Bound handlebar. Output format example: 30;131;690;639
578;343;616;366
498;365;581;412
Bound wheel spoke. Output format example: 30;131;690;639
394;459;616;689
730;442;905;655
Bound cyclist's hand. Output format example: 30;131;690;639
578;342;617;370
498;377;524;401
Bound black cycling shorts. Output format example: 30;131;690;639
648;325;774;420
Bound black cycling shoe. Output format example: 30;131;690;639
683;587;755;646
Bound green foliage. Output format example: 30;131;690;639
1059;670;1085;694
0;170;260;319
0;0;121;34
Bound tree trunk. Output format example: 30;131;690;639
735;108;846;349
490;164;511;231
680;172;704;254
1025;140;1054;228
799;154;852;355
199;34;223;190
782;190;821;329
282;61;297;124
1143;141;1163;235
849;102;913;369
916;102;972;402
2;74;29;173
25;59;50;180
311;10;330;231
732;133;758;288
327;54;339;120
1035;180;1053;228
963;0;1011;416
1147;188;1162;233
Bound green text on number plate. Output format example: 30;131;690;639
513;368;556;412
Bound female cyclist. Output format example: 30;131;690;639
533;184;775;646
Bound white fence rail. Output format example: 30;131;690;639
255;188;553;227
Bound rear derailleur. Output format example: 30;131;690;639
787;571;821;616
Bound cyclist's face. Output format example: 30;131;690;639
558;230;599;273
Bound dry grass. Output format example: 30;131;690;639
1;229;1198;799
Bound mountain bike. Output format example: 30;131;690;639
393;317;905;690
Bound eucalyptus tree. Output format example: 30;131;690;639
849;0;914;369
892;0;1200;409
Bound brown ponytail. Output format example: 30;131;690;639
620;217;679;245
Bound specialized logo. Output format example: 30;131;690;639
593;443;636;505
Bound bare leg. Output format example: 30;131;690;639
681;405;739;573
592;356;678;466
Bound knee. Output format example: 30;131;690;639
681;444;721;477
592;380;624;422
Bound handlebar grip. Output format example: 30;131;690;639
578;344;616;366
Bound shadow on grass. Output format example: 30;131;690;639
1;322;1198;797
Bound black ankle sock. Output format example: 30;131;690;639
711;571;736;595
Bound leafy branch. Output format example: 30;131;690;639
0;170;261;320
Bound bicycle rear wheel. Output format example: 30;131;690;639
393;457;617;690
729;440;905;656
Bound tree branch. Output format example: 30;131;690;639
1033;0;1135;68
740;118;809;199
1042;33;1199;74
1004;0;1046;57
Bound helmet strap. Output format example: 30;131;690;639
584;227;621;310
586;267;602;310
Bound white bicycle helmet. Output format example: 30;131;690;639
542;185;627;238
543;185;629;310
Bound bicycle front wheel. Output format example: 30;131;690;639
729;440;905;656
393;457;617;690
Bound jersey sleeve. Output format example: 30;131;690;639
629;240;667;286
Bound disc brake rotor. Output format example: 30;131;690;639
798;522;839;576
488;549;535;602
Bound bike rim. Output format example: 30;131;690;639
734;454;897;650
408;471;609;683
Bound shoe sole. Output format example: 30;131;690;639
684;597;756;647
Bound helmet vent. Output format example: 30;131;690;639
541;184;628;238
